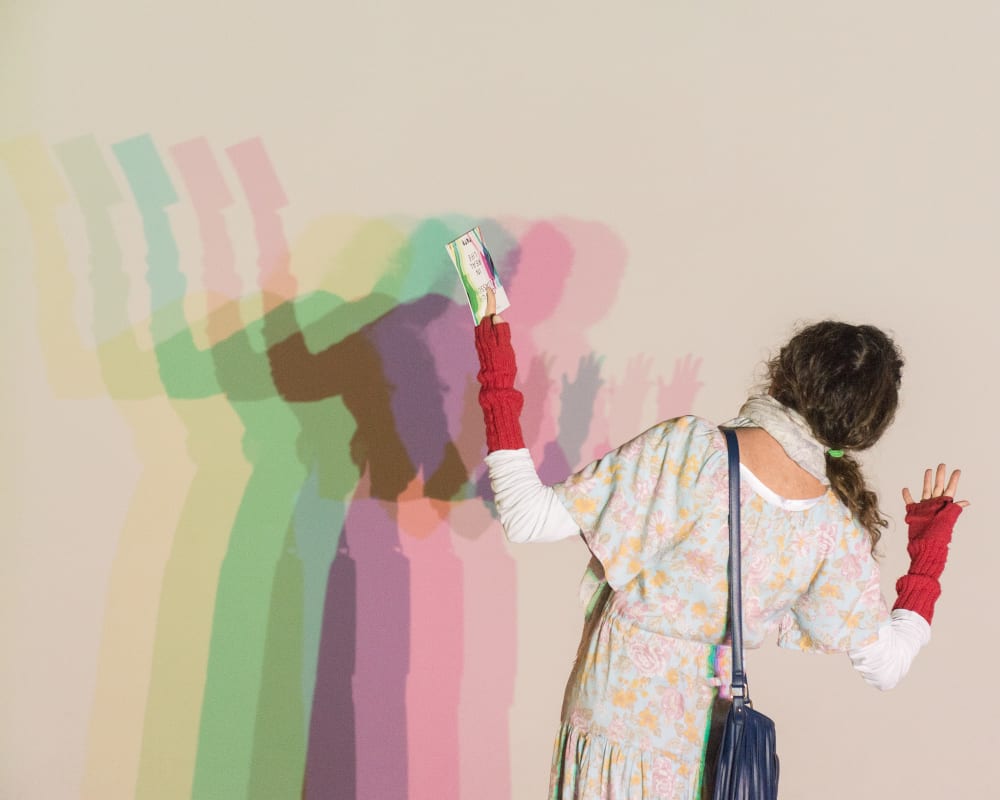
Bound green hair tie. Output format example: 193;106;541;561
827;449;845;458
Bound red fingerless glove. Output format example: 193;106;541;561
474;317;526;452
892;497;963;624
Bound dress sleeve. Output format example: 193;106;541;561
551;416;720;592
777;517;889;653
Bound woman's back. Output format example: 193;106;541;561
554;416;885;652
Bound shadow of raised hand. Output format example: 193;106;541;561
658;354;704;419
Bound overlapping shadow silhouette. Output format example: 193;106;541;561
3;132;708;800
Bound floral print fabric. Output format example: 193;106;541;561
549;416;888;798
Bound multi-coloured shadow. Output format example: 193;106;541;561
1;133;705;800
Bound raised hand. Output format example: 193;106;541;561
894;463;968;624
657;354;704;419
623;354;655;402
902;464;970;508
557;353;605;467
519;352;554;446
605;355;652;435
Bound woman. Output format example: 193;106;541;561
474;290;967;800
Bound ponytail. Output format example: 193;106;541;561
825;453;888;553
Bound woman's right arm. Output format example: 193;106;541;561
847;609;931;691
891;465;968;624
848;465;967;690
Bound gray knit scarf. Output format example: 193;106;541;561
722;394;830;486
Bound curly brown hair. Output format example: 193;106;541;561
766;321;904;552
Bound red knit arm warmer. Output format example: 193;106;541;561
892;497;964;624
474;317;526;452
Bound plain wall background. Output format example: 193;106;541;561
2;2;997;798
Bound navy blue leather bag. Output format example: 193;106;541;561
713;429;780;800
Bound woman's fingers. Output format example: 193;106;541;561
943;468;970;506
943;468;962;498
932;463;947;496
483;285;504;322
905;465;970;507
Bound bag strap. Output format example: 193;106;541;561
721;427;750;706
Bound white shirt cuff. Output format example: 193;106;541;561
847;608;931;691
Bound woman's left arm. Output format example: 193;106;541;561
486;449;581;543
475;289;580;543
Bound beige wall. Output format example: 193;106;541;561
2;3;996;798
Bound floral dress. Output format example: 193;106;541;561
548;416;887;799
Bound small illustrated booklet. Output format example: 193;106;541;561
445;226;510;324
